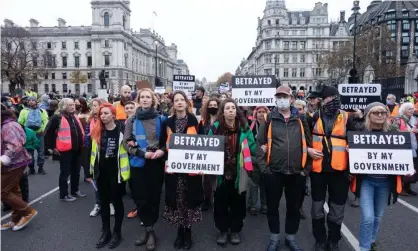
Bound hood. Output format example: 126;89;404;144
41;94;49;103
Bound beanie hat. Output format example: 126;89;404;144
320;86;339;99
364;102;387;116
27;96;37;102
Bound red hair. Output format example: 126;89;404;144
90;103;116;145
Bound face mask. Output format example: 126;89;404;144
6;101;12;107
323;97;341;115
386;100;394;105
75;104;81;110
275;97;290;110
207;107;218;115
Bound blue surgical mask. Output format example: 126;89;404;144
386;99;393;105
275;97;290;110
6;101;12;107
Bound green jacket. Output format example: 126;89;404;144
18;107;49;133
208;121;257;193
22;126;40;150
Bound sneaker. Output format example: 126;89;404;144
1;221;15;231
127;209;137;218
28;168;36;175
60;195;76;202
110;203;115;216
266;240;279;251
90;204;101;217
285;239;302;251
12;209;38;231
72;191;86;198
37;168;46;175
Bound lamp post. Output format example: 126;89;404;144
349;0;360;84
155;42;158;86
274;54;280;87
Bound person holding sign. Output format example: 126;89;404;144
392;102;418;196
306;86;363;251
256;85;311;251
89;104;130;249
161;91;203;250
348;102;403;251
208;98;256;246
123;88;166;251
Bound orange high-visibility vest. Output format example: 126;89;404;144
11;97;20;105
350;176;402;195
388;105;399;118
264;114;307;167
56;116;85;152
312;111;348;173
114;101;127;120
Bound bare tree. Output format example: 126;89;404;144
70;70;88;94
1;25;51;93
318;25;400;83
215;72;233;87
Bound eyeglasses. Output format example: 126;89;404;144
370;111;387;116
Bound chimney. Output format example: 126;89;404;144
58;18;66;27
29;18;39;28
340;11;346;23
4;19;14;28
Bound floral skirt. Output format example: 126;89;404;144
163;176;202;228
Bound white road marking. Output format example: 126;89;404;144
324;203;360;251
398;199;418;214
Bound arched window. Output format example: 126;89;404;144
104;12;110;27
122;15;126;29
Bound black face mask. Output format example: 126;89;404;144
207;107;218;115
323;97;341;116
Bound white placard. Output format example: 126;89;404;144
232;88;275;106
154;87;165;94
173;75;195;93
167;149;224;175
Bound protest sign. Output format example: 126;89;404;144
167;134;225;175
348;131;414;175
220;83;230;93
231;75;276;106
173;75;195;93
154;86;165;94
338;84;381;111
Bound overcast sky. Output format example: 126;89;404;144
0;0;371;82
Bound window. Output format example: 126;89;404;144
62;72;67;79
275;68;280;76
401;46;409;57
291;68;297;77
291;41;297;50
46;54;54;68
87;41;91;49
124;43;127;50
264;69;272;75
300;54;305;63
292;30;297;35
44;84;49;93
276;19;279;25
300;68;305;77
62;41;66;49
88;72;92;79
104;71;110;78
284;41;289;50
87;56;92;67
283;68;289;77
32;73;37;79
292;55;297;63
6;42;11;50
47;42;52;49
52;73;55;79
299;41;305;49
403;20;410;30
74;41;79;49
402;34;410;44
275;39;280;46
265;30;271;37
264;54;272;64
300;30;305;35
267;20;271;26
385;13;395;19
314;68;322;76
314;54;320;63
88;84;93;93
284;30;289;36
125;56;128;68
403;12;409;17
105;40;109;48
265;40;271;50
104;55;110;66
62;56;67;67
74;56;80;68
387;20;396;31
44;73;48;79
284;54;289;63
32;41;37;50
63;84;68;92
52;84;56;92
123;15;126;29
32;57;38;67
104;12;110;27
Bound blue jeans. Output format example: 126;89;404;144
359;176;391;251
29;134;45;169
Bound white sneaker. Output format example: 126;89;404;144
1;221;15;231
110;203;115;216
90;204;101;217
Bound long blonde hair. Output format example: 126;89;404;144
365;106;390;131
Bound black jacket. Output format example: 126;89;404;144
256;107;312;175
162;113;204;209
45;112;83;152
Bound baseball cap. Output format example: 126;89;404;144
275;85;293;97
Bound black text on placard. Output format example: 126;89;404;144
173;75;196;93
347;131;414;175
231;75;276;106
338;84;382;111
167;134;225;175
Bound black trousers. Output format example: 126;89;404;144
58;151;81;198
213;179;246;233
311;171;349;244
265;172;305;235
97;174;125;235
131;159;165;227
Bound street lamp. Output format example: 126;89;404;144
349;0;360;84
154;41;158;86
274;54;280;87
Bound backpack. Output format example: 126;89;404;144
26;108;43;130
20;124;40;150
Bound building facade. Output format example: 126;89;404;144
1;0;189;95
235;0;351;92
175;59;190;75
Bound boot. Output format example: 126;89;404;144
229;232;241;245
326;241;340;251
146;231;156;251
173;226;184;249
285;239;302;251
314;242;326;251
216;232;228;246
183;227;192;250
29;167;36;175
96;231;111;249
108;232;122;249
135;228;149;246
266;240;279;251
38;167;46;175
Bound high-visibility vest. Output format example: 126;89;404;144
312;111;348;173
264;114;307;167
388;105;399;118
11;97;20;105
114;101;127;120
350;176;402;196
56;116;84;152
90;137;130;183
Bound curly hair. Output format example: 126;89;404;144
215;98;248;134
201;97;220;124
